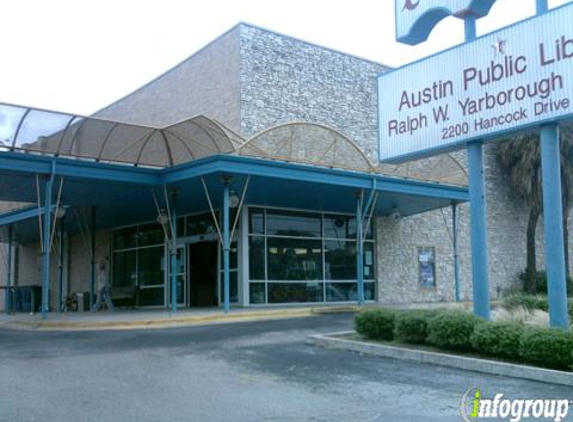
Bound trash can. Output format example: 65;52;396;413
76;292;91;312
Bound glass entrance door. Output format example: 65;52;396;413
167;246;187;307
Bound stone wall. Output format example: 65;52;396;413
238;25;386;160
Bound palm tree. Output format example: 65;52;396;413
497;126;573;293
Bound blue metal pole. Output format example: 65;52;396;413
57;217;64;313
452;204;461;302
90;206;96;311
540;124;569;328
41;165;55;319
464;14;477;42
356;194;365;305
222;181;230;313
468;143;490;319
464;16;490;320
170;200;178;314
536;0;548;14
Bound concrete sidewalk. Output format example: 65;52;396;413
0;304;360;331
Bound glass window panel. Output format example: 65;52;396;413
112;250;136;289
268;282;324;303
249;237;265;280
187;213;218;236
325;239;357;280
249;208;265;235
267;210;321;238
14;109;71;152
0;105;28;147
138;223;165;247
138;246;164;287
177;216;185;237
325;282;375;302
113;227;137;250
250;283;266;304
324;215;357;239
138;287;164;306
219;271;238;303
364;242;375;280
267;238;322;281
324;214;373;240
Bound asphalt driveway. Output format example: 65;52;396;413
0;313;570;422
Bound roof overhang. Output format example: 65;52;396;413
0;152;468;244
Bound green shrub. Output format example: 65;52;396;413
470;322;525;360
518;271;573;296
354;308;397;340
518;327;573;370
502;294;548;312
426;311;483;351
394;309;439;344
568;301;573;320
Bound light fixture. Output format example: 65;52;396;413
55;207;67;219
229;192;240;208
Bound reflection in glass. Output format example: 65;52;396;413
325;239;357;280
267;238;322;281
326;282;375;302
112;250;136;289
249;283;265;304
268;282;324;303
266;210;321;237
249;237;265;280
249;208;264;235
138;246;164;286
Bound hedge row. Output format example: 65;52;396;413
354;308;573;370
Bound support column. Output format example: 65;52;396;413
452;204;461;302
170;195;178;314
356;194;365;305
5;226;13;315
540;124;569;328
90;206;96;310
41;167;55;319
222;179;231;313
57;217;64;313
468;142;490;320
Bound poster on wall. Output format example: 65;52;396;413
418;247;436;287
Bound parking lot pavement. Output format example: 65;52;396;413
0;313;571;422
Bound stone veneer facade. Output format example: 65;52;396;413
2;23;571;308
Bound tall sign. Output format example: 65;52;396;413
396;0;498;45
380;2;573;162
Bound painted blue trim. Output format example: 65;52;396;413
57;217;64;313
540;124;569;329
163;155;469;202
0;206;54;227
0;151;468;209
0;151;160;185
468;142;490;320
464;14;477;42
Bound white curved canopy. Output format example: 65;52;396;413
0;102;237;167
237;122;375;172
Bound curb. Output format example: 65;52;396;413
0;306;357;331
308;332;573;387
